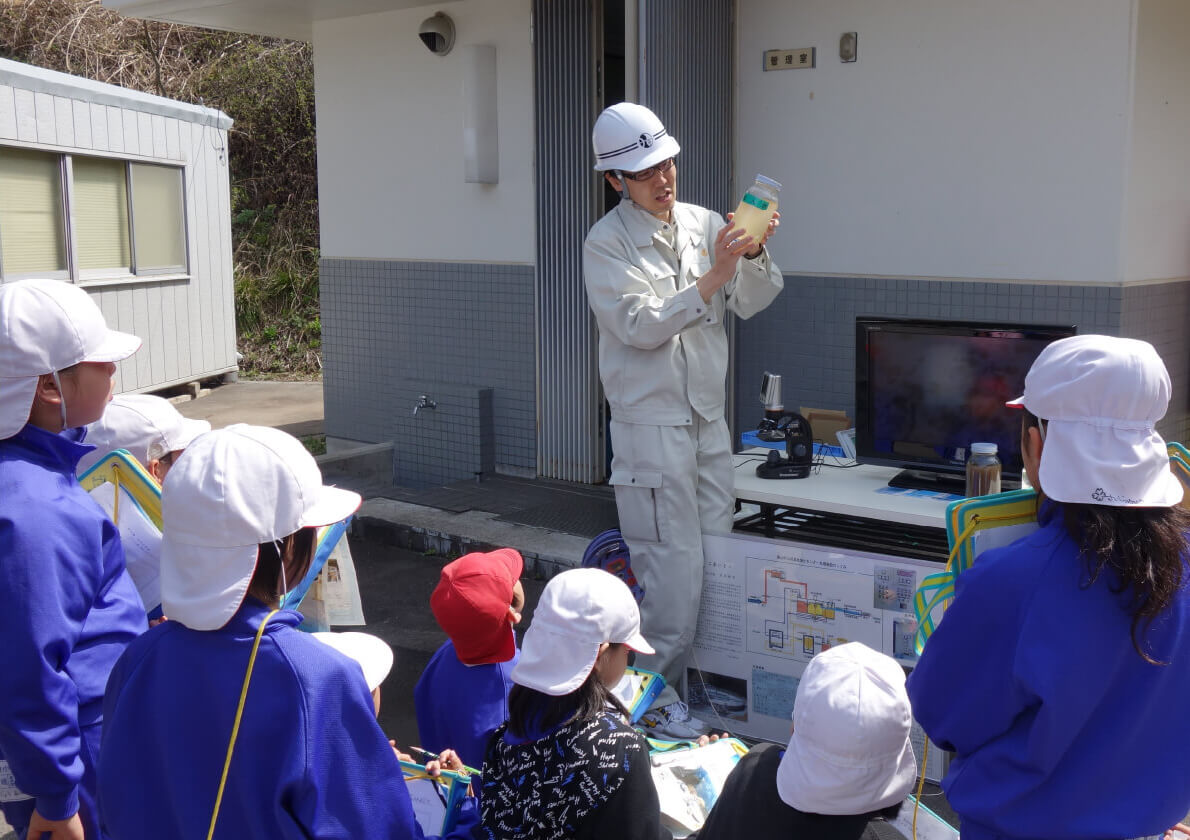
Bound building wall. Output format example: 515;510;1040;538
732;1;1190;456
734;276;1190;454
313;0;538;477
321;257;536;483
312;0;534;263
0;70;236;393
1122;0;1190;283
735;0;1133;283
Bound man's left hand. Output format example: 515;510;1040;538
746;210;780;258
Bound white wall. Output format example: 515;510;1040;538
313;0;534;264
1122;0;1190;282
736;0;1135;283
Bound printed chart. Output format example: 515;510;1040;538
690;532;938;744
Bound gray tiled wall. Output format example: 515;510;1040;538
320;258;536;486
320;260;1190;489
734;276;1190;447
391;380;494;487
1121;281;1190;444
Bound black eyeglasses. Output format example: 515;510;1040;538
622;158;675;182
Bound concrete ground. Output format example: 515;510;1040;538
173;379;324;437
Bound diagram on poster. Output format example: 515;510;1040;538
690;532;939;747
745;556;879;663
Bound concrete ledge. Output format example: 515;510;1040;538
354;498;587;580
317;441;393;484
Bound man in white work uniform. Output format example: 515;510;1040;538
583;102;783;739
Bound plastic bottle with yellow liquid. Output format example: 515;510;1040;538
730;175;781;244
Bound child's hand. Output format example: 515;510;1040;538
26;809;84;840
696;732;730;747
426;748;465;776
389;740;414;763
1165;822;1190;840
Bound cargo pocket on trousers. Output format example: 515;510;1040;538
609;468;663;544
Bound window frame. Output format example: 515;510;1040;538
0;142;189;287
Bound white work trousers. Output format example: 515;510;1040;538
609;416;734;708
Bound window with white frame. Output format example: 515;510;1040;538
0;145;187;283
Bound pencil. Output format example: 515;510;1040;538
408;745;480;777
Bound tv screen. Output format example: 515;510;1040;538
855;317;1076;491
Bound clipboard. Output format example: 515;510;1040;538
610;666;666;723
647;737;749;837
78;449;162;530
400;760;470;836
279;517;352;612
79;450;165;612
913;489;1040;654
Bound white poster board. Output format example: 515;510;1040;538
690;532;949;781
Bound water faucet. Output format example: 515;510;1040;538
413;394;437;416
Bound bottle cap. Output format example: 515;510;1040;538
971;442;998;455
754;174;782;191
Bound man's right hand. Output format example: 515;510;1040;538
698;220;756;303
25;809;84;840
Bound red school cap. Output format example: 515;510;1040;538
430;548;524;665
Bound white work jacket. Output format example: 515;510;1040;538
583;200;783;425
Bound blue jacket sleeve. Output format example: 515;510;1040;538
905;547;1037;755
296;667;426;839
0;510;101;819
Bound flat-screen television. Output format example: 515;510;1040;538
855;317;1077;492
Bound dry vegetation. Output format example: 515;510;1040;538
0;0;323;378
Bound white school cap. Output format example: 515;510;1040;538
313;632;394;692
77;393;211;475
1006;334;1182;507
0;278;140;439
777;642;916;815
512;568;654;696
160;424;361;631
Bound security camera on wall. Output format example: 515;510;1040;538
419;12;456;56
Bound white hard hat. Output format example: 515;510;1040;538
592;102;680;173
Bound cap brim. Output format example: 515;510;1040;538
160;539;257;631
298;484;362;529
623;630;655;656
313;632;394;692
1005;395;1025;409
175;417;211;449
0;376;39;439
82;329;141;363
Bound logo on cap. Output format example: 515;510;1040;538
1091;487;1141;505
638;132;653;149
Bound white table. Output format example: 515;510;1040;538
730;452;953;562
731;452;951;528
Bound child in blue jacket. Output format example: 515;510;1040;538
0;278;146;840
415;549;525;770
908;336;1190;840
98;424;474;839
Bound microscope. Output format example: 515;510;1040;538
755;372;814;479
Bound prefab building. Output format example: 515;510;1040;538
0;58;236;394
102;1;1190;487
